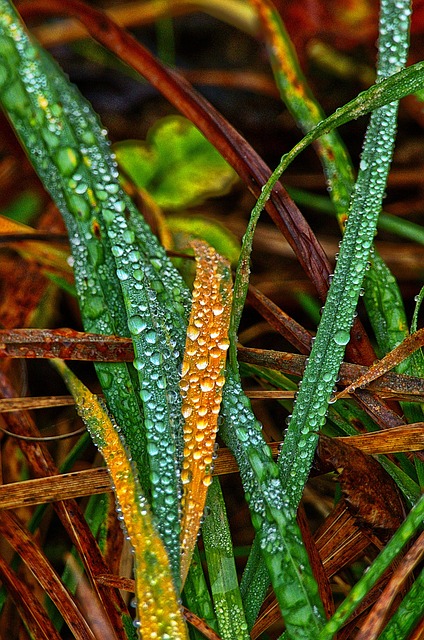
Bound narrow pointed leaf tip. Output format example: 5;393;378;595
180;240;233;584
52;359;188;640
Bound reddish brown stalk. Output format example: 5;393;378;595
355;531;424;640
0;511;97;640
246;285;313;353
18;0;376;367
0;552;62;640
0;328;133;361
336;327;424;400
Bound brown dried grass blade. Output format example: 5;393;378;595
337;423;424;454
336;327;424;400
0;443;268;509
0;552;62;640
0;467;111;509
0;511;97;640
0;328;133;361
246;285;313;353
238;346;424;400
314;500;373;577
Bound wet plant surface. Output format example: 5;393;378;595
0;1;423;639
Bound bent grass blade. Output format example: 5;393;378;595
53;359;188;640
179;240;232;585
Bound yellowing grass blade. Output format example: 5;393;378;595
180;240;232;585
53;359;188;640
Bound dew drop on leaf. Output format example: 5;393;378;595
333;329;351;345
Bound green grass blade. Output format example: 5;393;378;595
377;566;424;640
0;1;186;581
220;370;326;640
316;494;424;640
182;545;219;637
202;478;249;640
239;539;270;629
277;0;411;509
277;99;400;507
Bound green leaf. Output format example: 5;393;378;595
167;214;240;265
114;115;237;209
202;478;250;640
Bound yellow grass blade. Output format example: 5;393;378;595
53;359;188;639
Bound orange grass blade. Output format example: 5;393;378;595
179;240;232;584
53;359;188;639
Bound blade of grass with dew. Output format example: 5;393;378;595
0;1;149;490
179;240;232;585
230;0;413;514
182;545;219;638
377;566;424;640
201;477;249;640
316;494;424;640
53;359;188;640
277;0;411;508
0;1;189;583
219;371;326;639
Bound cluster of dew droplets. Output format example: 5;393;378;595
97;196;186;582
179;240;232;583
220;375;291;552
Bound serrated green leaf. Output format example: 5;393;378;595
114;116;237;209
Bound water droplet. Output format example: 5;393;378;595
128;315;147;334
200;378;214;392
54;146;80;176
333;329;350;346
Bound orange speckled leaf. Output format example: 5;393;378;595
180;240;232;584
53;359;188;640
